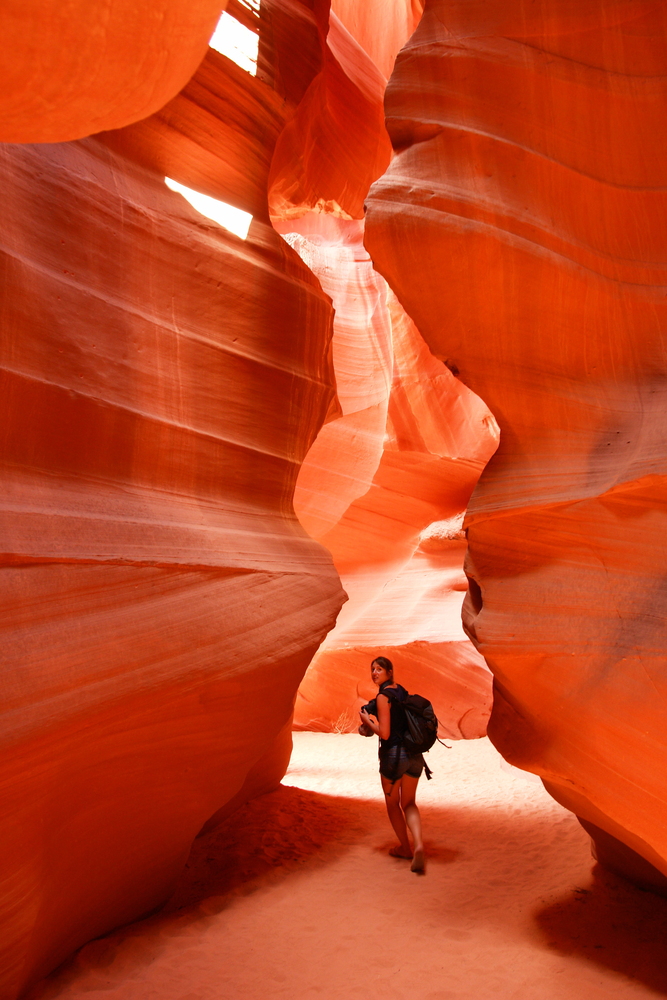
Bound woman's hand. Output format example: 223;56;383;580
359;707;379;735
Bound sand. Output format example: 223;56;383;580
27;734;667;1000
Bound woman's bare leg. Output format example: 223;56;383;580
399;774;424;871
381;775;412;857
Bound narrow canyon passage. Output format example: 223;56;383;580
27;735;667;1000
3;1;667;994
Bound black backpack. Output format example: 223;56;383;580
383;687;444;755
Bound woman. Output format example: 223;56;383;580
359;656;425;872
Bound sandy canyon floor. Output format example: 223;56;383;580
28;734;667;1000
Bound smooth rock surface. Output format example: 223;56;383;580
268;9;392;220
2;0;426;990
281;215;498;737
331;0;424;81
0;131;344;998
0;0;226;143
365;0;667;877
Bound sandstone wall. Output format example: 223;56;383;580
144;0;495;753
0;2;361;993
284;215;497;737
265;2;498;742
0;0;227;142
0;132;344;999
366;0;667;882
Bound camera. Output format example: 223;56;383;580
358;697;378;737
361;698;377;718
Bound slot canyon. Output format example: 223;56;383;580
2;1;667;998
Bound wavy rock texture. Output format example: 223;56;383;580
277;214;498;738
366;0;667;882
267;9;392;221
0;2;362;986
0;0;419;990
97;0;323;219
331;0;424;80
0;0;227;143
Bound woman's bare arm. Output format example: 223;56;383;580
376;693;391;740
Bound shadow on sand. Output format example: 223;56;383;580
534;863;667;996
26;780;667;999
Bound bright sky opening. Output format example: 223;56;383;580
209;11;259;76
165;178;253;240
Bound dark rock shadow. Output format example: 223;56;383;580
28;781;667;999
534;863;667;995
25;785;366;998
163;784;367;913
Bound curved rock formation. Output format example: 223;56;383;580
0;1;361;987
366;0;667;882
3;0;441;989
265;2;497;741
0;134;344;999
331;0;424;81
268;10;393;220
98;0;324;219
0;0;226;143
280;215;498;738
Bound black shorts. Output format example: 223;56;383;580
379;742;425;783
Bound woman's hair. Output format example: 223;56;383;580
371;656;394;673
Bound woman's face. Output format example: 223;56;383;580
371;661;392;687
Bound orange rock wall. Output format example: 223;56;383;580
0;1;365;992
271;5;497;741
0;134;344;999
280;213;497;738
366;0;667;878
331;0;424;80
268;9;393;220
0;0;227;142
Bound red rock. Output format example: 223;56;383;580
3;0;427;988
277;215;497;737
366;0;667;881
98;47;288;218
97;0;325;218
0;0;226;143
0;125;344;997
331;0;424;81
268;10;392;220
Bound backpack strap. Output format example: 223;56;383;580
378;682;407;700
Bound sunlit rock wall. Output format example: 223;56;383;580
282;215;497;737
270;2;497;741
331;0;424;80
268;9;393;221
0;1;361;994
366;0;667;882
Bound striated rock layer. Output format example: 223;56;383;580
281;215;498;738
0;0;423;991
366;0;667;883
0;84;347;1000
268;2;498;741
